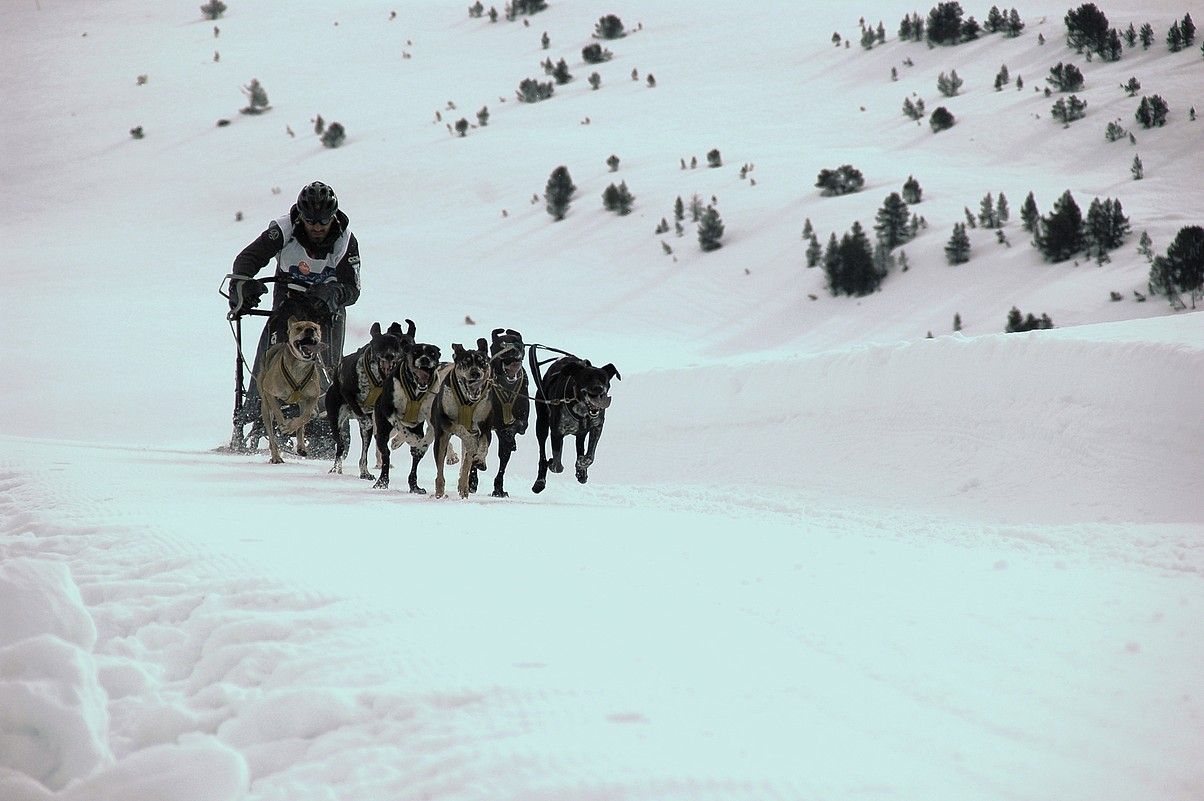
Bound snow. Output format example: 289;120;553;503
2;1;1203;799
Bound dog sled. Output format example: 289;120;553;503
218;274;347;458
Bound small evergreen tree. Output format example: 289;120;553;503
706;148;722;168
805;234;822;268
1137;230;1154;261
901;176;923;204
1124;23;1137;47
874;192;912;248
937;70;964;96
986;5;1004;32
953;312;962;331
1046;62;1085;92
200;0;227;20
930;106;955;131
1167;21;1184;52
945;222;971;263
544;165;576;221
698;206;725;251
469;2;484;18
961;16;981;40
1135;95;1169;127
552;58;572;84
833;221;880;295
1131;154;1144;179
588;72;601;90
320;122;346;148
822;233;842;286
1005;307;1054;332
674;196;685;221
1020;191;1039;232
606;154;620;172
516;78;554;102
1005;8;1025;37
1153;225;1204;307
477;106;489;126
454;118;469;136
996;193;1010;225
1121;77;1141;96
1181;12;1197;45
1139;23;1154;49
926;1;966;45
594;14;625;39
1051;95;1088;124
978;192;998;228
1036;189;1085;261
240;79;271;114
1065;3;1110;54
582;43;612;64
815;165;865;195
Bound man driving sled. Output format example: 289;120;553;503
227;181;361;455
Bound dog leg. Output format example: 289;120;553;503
356;416;375;480
532;412;550;493
574;431;590;483
261;395;285;464
372;415;393;489
458;435;475;498
327;393;346;474
433;432;452;498
407;445;428;494
290;398;319;458
549;432;565;473
492;431;515;498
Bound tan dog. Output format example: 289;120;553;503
256;317;324;464
430;339;494;498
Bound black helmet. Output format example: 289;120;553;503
296;181;338;223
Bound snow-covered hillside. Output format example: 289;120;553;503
1;1;1201;799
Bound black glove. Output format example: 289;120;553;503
230;278;266;313
311;282;345;315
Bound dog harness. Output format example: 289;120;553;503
358;348;385;410
272;350;318;405
394;366;433;426
449;369;490;431
491;371;527;427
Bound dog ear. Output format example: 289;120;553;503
491;327;505;344
371;322;382;337
506;329;523;341
405;319;416;338
288;315;298;328
602;363;621;381
452;343;466;357
476;338;488;353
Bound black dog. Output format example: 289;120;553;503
531;355;620;493
372;339;443;493
326;321;413;480
475;328;530;498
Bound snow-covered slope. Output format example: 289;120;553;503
1;1;1201;799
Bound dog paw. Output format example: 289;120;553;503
359;472;376;481
531;480;545;494
373;478;389;489
445;452;460;465
329;465;342;475
270;455;285;465
491;488;509;498
409;485;427;495
575;468;588;484
549;460;563;474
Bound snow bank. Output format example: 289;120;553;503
612;317;1204;524
0;559;248;801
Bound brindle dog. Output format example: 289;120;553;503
327;320;414;480
430;339;493;499
372;339;443;492
474;328;530;498
256;317;324;464
531;355;620;493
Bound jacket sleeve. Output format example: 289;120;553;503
336;232;362;307
232;222;284;278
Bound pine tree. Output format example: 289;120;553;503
697;206;725;251
1046;62;1085;92
937;70;963;97
836;221;879;295
595;14;624;39
996;193;1010;225
930;106;955;132
902;175;922;204
552;58;572;84
1167;21;1183;52
822;233;842;289
1036;189;1085;261
544;165;576;220
1153;225;1204;307
805;234;823;268
1137;230;1154;261
964;207;977;229
1020;191;1040;232
1182;13;1197;45
874;192;912;248
1124;23;1137;47
614;181;634;215
1101;28;1123;61
240;79;271;114
978;192;997;228
1139;23;1154;49
1131;154;1143;179
872;240;895;277
320;122;346;148
953;312;962;331
945;222;971;264
986;5;1004;32
802;218;814;240
1135;95;1169;128
674;196;685;221
1121;76;1141;96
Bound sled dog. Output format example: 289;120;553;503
372;339;443;492
531;355;620;493
430;339;494;499
327;320;413;480
256;317;324;464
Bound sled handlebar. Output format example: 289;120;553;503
220;274;314;320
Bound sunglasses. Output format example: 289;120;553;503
301;214;334;226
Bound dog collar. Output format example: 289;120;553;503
451;370;490;430
358;349;385;409
277;354;318;405
490;370;527;427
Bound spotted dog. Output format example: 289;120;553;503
255;317;324;464
477;328;530;498
326;320;414;480
531;355;620;493
430;339;493;499
372;339;442;492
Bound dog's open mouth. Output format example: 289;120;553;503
410;366;432;389
582;392;611;413
502;358;522;381
296;339;319;360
